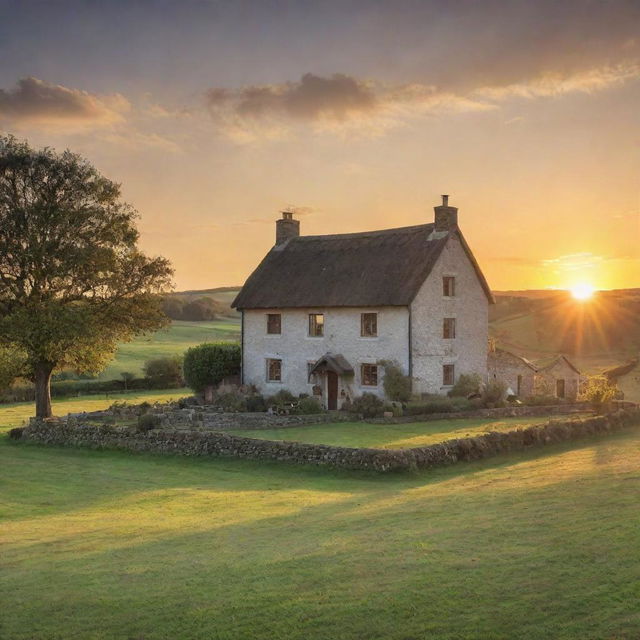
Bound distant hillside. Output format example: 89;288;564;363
491;289;640;372
163;287;241;321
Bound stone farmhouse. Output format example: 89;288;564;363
487;347;536;397
232;196;493;409
605;359;640;404
535;355;582;401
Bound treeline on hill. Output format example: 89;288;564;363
161;296;230;321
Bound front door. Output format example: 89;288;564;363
327;371;338;410
556;379;565;398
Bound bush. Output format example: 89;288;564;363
295;396;323;415
143;356;183;389
183;343;241;394
137;413;161;432
245;394;267;412
350;393;385;418
380;360;412;402
215;391;247;412
449;373;483;398
482;381;507;407
580;375;617;410
266;389;297;412
8;426;24;439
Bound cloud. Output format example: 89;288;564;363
204;60;640;141
0;77;130;129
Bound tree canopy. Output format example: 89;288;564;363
183;343;241;395
0;135;173;417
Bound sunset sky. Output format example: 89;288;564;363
1;0;638;291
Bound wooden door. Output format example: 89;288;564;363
556;379;565;399
327;371;338;410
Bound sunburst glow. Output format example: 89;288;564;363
570;283;596;301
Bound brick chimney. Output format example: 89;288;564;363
434;194;458;232
275;210;300;245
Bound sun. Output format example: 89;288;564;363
570;283;596;301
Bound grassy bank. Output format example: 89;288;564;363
2;422;639;638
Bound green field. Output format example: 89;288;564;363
96;319;240;380
0;389;188;432
2;391;640;639
235;415;582;449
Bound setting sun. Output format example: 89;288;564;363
570;283;596;301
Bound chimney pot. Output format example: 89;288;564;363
275;210;300;245
434;194;458;232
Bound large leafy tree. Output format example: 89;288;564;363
0;135;173;418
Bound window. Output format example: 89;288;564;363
443;276;456;297
309;313;324;337
266;358;282;382
443;317;456;339
443;364;455;386
266;313;281;335
361;312;377;337
361;363;378;386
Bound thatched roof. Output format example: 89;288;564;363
232;224;493;309
537;355;581;375
309;354;354;376
604;359;639;381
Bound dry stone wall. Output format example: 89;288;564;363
17;409;640;473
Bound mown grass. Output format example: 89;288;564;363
236;415;576;449
2;419;640;639
0;389;188;434
97;319;240;380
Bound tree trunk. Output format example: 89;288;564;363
34;362;54;419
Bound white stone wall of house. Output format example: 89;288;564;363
410;234;489;395
242;306;410;408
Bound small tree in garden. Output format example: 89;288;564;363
380;360;412;402
0;135;173;418
449;373;483;398
183;343;241;398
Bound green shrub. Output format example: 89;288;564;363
267;389;297;411
183;343;240;394
580;375;617;410
350;393;385;418
449;373;483;398
380;360;412;402
482;381;507;407
216;391;247;412
137;413;161;432
295;396;323;415
245;394;267;412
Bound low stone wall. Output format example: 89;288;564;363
16;409;640;473
368;403;590;424
156;410;351;430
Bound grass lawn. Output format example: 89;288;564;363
0;389;189;433
96;319;240;380
236;415;576;449
2;418;640;639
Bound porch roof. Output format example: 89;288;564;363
309;353;355;376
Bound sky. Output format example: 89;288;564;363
0;0;638;292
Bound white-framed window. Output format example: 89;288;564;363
443;276;456;297
361;312;377;337
266;313;281;335
361;363;378;386
308;313;324;337
443;317;456;339
266;358;282;382
443;364;455;386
